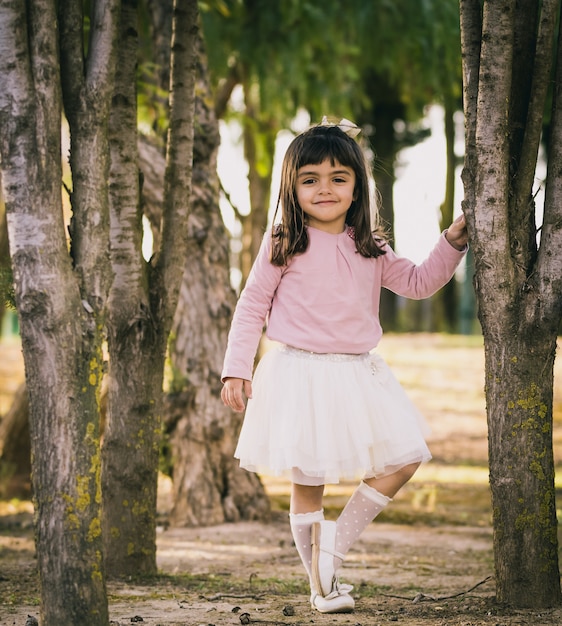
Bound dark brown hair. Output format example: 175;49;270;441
270;124;386;266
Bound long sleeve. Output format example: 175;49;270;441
221;233;283;381
222;226;467;376
380;232;466;299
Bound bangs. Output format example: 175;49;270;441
295;132;360;169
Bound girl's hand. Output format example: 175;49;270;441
445;214;468;251
221;377;253;412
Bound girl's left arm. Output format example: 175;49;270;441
380;219;468;299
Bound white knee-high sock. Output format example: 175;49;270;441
289;509;325;577
334;482;391;568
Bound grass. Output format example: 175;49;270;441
109;570;311;599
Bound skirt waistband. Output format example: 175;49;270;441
279;344;370;363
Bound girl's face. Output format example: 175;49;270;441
295;159;356;234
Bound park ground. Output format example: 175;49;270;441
1;333;562;625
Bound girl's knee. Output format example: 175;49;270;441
290;482;325;514
363;461;422;497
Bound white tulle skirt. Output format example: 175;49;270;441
234;344;432;485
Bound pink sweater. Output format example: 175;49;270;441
222;226;466;381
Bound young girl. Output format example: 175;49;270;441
221;119;468;614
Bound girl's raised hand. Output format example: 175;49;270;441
221;377;253;412
445;214;468;251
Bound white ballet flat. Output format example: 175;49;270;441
311;520;345;597
310;580;355;614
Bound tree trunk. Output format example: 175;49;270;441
166;214;271;525
0;0;118;620
102;0;198;575
438;97;459;332
102;0;161;576
1;0;122;621
368;103;399;331
486;333;560;605
460;0;562;607
165;32;270;527
238;79;277;285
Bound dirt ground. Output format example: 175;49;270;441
2;334;562;625
2;510;561;626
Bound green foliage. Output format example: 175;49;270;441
347;0;462;117
201;0;361;123
201;0;462;125
137;62;170;138
119;570;311;598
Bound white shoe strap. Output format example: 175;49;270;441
320;546;345;561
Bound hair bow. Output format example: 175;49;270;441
320;115;361;138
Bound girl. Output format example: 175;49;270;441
221;120;468;614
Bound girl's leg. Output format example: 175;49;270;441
334;462;420;568
363;461;421;498
291;482;355;613
289;483;325;578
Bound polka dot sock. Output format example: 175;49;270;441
334;481;391;569
289;509;325;577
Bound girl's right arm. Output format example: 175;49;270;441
221;231;284;382
221;377;253;412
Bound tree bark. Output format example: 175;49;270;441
102;0;198;575
0;0;119;621
102;0;162;576
460;0;562;607
59;0;118;309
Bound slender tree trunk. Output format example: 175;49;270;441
438;97;459;332
102;0;198;574
102;0;162;576
238;82;276;285
369;104;398;330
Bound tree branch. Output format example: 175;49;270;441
380;575;494;602
59;0;120;314
470;1;516;298
58;0;86;112
510;0;558;277
459;0;482;230
512;0;556;206
214;61;241;120
535;6;562;322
